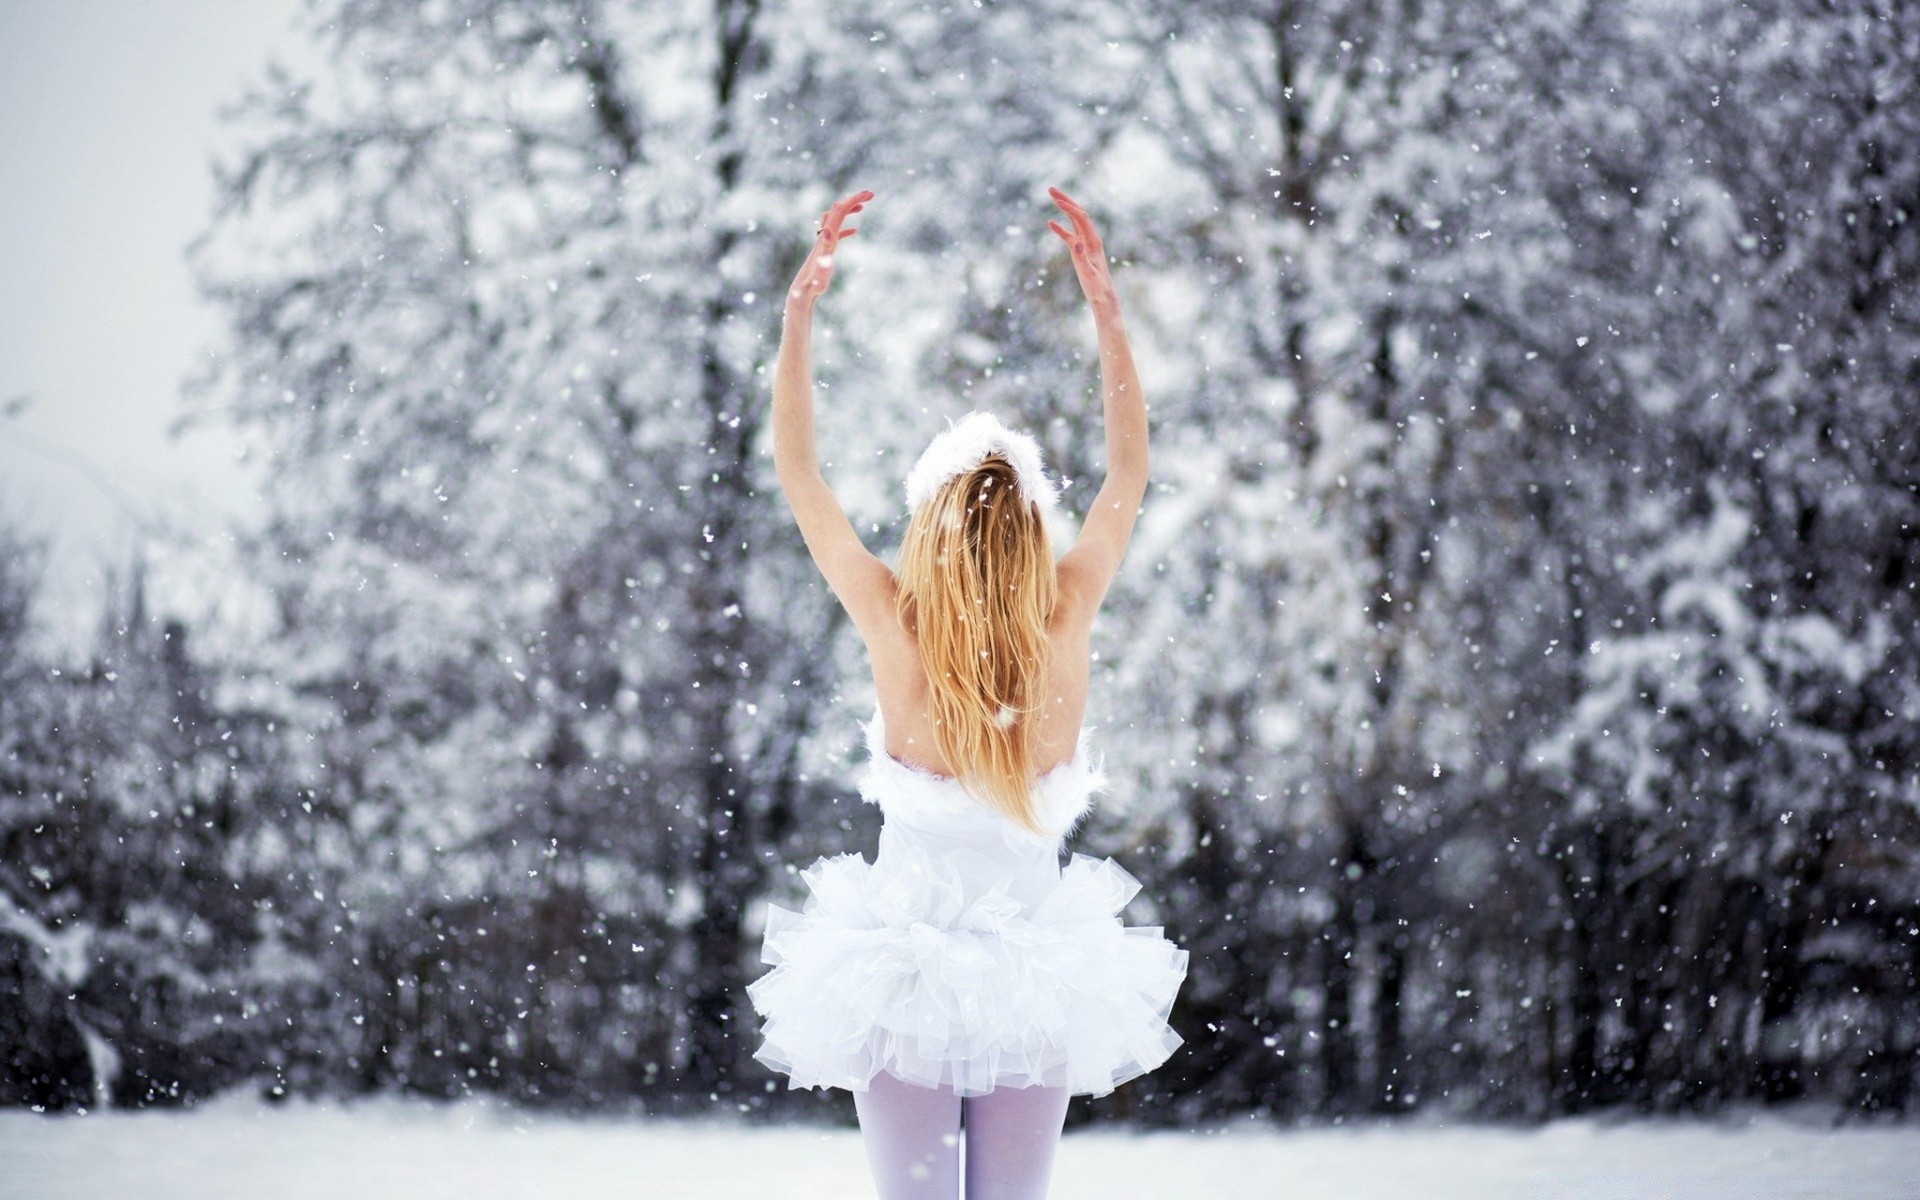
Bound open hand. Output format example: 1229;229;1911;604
787;189;872;310
1046;186;1118;313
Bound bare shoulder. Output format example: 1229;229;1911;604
1034;601;1095;763
858;590;914;676
1052;554;1107;634
836;556;901;645
864;606;953;771
862;597;927;718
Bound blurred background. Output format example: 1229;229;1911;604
2;0;1916;1140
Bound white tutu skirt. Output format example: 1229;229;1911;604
747;849;1188;1098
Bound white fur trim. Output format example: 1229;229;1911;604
904;411;1061;514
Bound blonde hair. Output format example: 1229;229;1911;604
895;455;1058;832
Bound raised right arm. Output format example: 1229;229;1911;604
1048;187;1148;619
772;189;897;638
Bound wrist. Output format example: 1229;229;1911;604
783;296;815;323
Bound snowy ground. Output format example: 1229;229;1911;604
2;1093;1915;1199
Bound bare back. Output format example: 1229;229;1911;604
865;567;1103;779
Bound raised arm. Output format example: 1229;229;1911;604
1047;187;1149;618
772;189;896;637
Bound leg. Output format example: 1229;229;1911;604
853;1069;963;1200
961;1083;1072;1200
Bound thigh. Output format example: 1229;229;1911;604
961;1084;1072;1200
853;1070;963;1200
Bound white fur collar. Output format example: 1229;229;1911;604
857;706;1105;842
904;411;1060;515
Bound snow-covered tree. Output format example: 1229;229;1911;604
191;0;1139;1106
5;0;1884;1120
0;538;300;1110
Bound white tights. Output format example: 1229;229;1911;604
852;1070;1072;1200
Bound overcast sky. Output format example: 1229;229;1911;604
0;0;305;647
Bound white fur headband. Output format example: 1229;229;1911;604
904;411;1061;515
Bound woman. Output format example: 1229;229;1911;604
747;187;1187;1200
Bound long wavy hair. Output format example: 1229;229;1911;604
894;454;1058;832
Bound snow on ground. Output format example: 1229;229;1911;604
2;1092;1915;1199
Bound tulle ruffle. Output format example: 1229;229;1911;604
747;849;1188;1098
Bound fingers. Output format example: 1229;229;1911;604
817;189;874;242
1047;186;1102;250
1048;218;1099;267
830;190;874;221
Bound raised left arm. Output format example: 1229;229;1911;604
1047;187;1148;623
772;189;896;637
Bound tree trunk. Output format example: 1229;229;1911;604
1321;834;1363;1114
678;0;768;1097
1373;925;1406;1111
